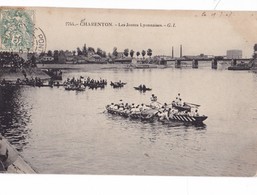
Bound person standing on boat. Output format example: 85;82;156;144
175;93;181;105
178;98;183;106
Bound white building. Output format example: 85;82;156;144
227;50;242;59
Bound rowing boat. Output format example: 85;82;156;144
134;87;152;91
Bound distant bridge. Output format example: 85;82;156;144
162;58;253;69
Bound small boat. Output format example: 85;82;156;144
65;85;85;91
65;85;74;91
171;102;191;112
87;83;105;89
228;62;251;70
228;66;251;70
134;64;158;69
110;81;126;88
134;86;152;91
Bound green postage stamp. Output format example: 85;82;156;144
0;9;34;52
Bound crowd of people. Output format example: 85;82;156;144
64;76;108;90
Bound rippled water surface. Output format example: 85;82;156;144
1;63;257;176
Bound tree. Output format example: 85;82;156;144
88;47;95;54
112;47;118;57
130;50;134;58
97;48;103;57
39;52;45;58
77;47;83;56
124;48;129;57
141;50;146;59
147;49;152;58
72;51;76;56
136;51;140;58
102;51;107;58
53;50;59;62
82;44;88;56
47;50;52;57
254;44;257;51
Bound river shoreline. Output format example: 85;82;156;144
37;63;170;70
0;63;169;82
0;67;50;82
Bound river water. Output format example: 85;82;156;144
1;63;257;176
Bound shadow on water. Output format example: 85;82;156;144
0;86;31;151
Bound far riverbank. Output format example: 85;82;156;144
37;63;170;71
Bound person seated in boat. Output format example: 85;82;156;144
132;105;141;114
139;84;143;89
109;103;115;109
157;109;167;120
194;109;199;117
113;104;119;110
168;108;176;119
130;105;140;114
142;103;149;111
142;85;146;90
118;99;123;106
189;109;198;117
150;94;157;102
130;106;136;113
80;76;84;83
118;104;125;111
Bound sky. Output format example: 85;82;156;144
3;7;257;58
31;8;257;58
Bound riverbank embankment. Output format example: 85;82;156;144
2;138;36;174
0;67;50;82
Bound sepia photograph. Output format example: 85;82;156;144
1;6;257;177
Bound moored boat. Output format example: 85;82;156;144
228;61;251;70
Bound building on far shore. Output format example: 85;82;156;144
227;50;242;59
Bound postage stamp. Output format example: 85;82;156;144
0;9;35;52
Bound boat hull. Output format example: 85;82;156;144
106;107;207;125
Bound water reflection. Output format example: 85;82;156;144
0;86;31;151
105;112;207;145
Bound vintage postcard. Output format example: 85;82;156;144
0;7;257;176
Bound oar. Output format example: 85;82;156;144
184;102;201;107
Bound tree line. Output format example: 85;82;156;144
112;47;153;58
38;44;153;63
